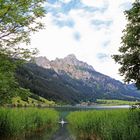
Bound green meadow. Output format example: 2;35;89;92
96;99;136;105
11;96;56;107
67;109;140;140
0;108;59;137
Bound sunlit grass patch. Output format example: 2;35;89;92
96;99;137;105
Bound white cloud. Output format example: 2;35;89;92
81;0;108;8
22;0;135;82
61;0;71;3
90;0;135;10
45;2;61;8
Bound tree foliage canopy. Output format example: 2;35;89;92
113;0;140;89
0;0;45;48
0;0;46;104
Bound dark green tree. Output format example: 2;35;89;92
113;0;140;89
0;0;46;104
0;54;31;104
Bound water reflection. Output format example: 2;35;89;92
27;123;75;140
25;127;58;140
50;124;75;140
1;126;58;140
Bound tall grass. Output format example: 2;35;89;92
0;108;59;137
67;109;140;140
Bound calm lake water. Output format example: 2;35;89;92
2;105;130;140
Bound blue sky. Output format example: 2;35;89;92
26;0;135;81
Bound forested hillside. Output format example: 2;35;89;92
15;55;140;104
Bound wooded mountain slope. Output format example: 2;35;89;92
16;55;140;104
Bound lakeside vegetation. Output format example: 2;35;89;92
67;109;140;140
96;99;137;105
0;108;59;138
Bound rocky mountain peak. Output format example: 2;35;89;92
33;54;95;79
61;54;79;66
64;54;77;60
32;56;51;69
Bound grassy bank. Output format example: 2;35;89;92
67;109;140;140
96;99;137;105
11;96;56;107
0;108;59;137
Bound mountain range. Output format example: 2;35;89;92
16;54;140;104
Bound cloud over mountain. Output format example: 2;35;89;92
24;0;135;81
